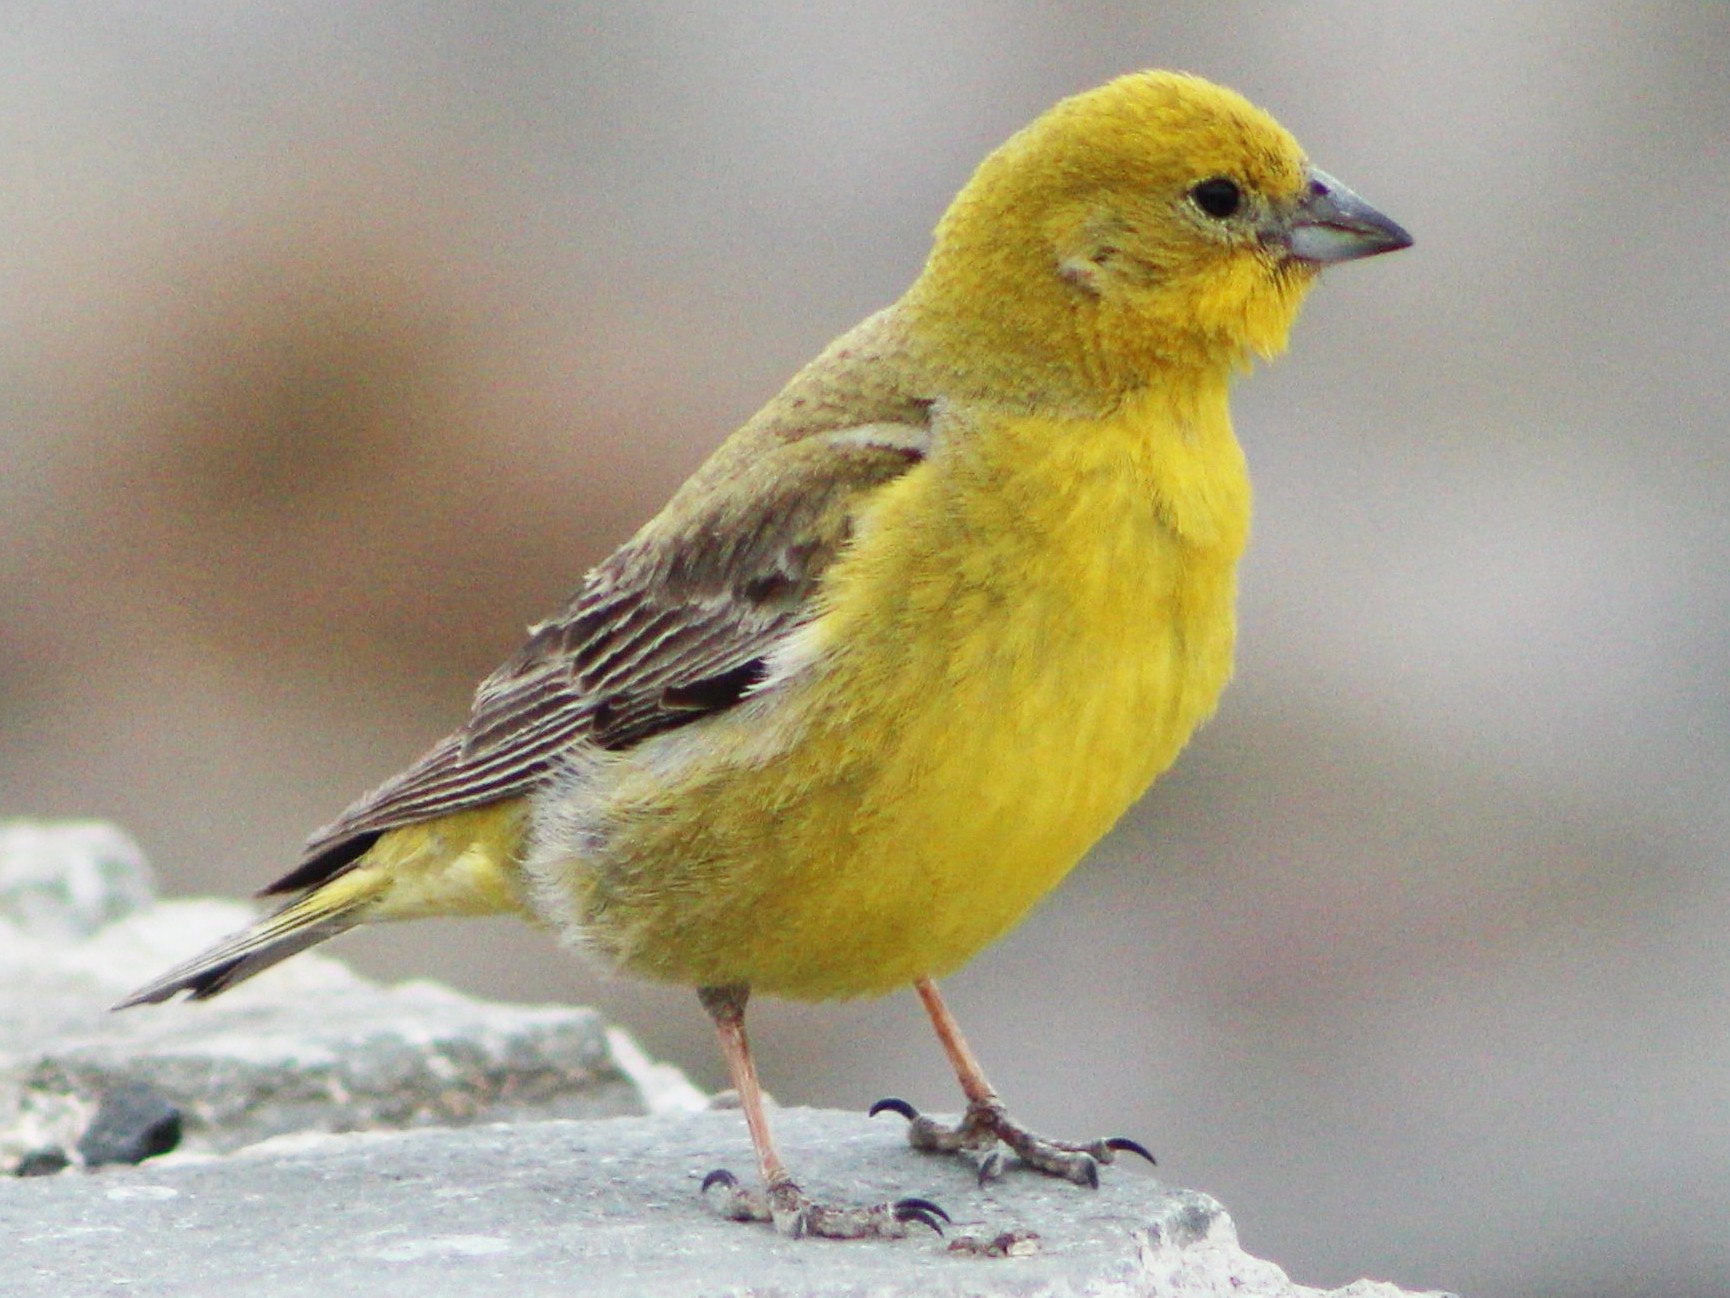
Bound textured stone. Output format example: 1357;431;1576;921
0;1107;1453;1298
0;822;702;1172
75;1082;183;1166
1;906;703;1168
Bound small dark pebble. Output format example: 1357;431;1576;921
15;1146;71;1178
77;1083;183;1167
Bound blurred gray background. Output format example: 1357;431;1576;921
3;4;1725;1295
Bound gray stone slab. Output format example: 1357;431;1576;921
0;1107;1447;1298
1;890;703;1169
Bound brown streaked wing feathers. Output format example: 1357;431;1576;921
268;419;930;897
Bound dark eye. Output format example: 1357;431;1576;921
1190;177;1242;220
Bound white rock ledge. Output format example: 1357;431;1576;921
1;1106;1451;1298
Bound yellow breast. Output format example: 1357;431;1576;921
574;382;1250;999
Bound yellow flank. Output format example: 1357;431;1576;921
262;803;532;941
360;801;533;921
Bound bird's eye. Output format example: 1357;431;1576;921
1190;178;1242;220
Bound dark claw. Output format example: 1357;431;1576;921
900;1207;947;1236
976;1150;1003;1187
894;1204;948;1236
701;1168;740;1193
1104;1136;1157;1167
869;1097;920;1121
1078;1156;1100;1190
893;1196;950;1224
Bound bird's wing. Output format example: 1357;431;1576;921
266;416;933;896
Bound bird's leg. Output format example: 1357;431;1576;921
696;984;947;1239
870;978;1156;1188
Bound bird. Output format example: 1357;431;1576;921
119;69;1411;1239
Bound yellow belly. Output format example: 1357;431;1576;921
548;390;1250;999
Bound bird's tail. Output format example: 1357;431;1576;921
114;868;384;1006
115;801;532;1009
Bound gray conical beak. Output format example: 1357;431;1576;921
1283;168;1412;265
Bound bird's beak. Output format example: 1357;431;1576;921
1280;168;1412;265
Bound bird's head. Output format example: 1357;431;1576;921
908;70;1410;405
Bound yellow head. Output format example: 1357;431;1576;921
907;70;1409;403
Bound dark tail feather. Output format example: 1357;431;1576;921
114;887;372;1009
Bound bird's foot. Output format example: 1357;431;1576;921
700;1169;949;1240
869;1096;1155;1188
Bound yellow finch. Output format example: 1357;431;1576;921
122;70;1410;1238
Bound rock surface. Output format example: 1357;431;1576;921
0;820;1452;1297
0;822;702;1172
0;1107;1449;1298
